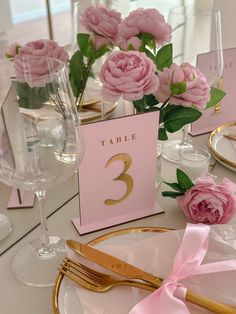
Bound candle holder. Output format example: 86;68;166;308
179;145;211;181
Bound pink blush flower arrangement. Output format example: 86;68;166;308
155;63;211;110
118;8;172;49
96;6;225;140
5;39;69;108
163;169;236;224
99;51;159;102
6;39;69;88
80;5;121;44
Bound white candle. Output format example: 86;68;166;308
179;147;211;181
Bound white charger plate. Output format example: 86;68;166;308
53;226;236;314
208;121;236;172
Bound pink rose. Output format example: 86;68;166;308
155;63;211;109
5;42;21;58
119;8;172;48
13;39;69;87
99;50;159;102
90;33;110;50
119;36;142;51
80;6;121;44
177;174;236;224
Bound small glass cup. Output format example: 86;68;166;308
179;145;211;181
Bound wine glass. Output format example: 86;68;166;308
0;56;84;287
162;6;223;163
0;61;16;242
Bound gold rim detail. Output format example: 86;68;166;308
208;121;236;169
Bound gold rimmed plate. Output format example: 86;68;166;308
52;226;170;314
53;225;236;313
208;121;236;172
79;101;117;124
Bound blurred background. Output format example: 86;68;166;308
0;0;235;58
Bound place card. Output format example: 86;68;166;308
190;47;236;135
72;111;163;234
7;188;35;209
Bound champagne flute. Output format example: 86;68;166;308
0;56;84;287
162;5;223;163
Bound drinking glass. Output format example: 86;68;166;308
162;6;223;163
0;56;84;287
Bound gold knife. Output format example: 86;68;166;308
67;240;236;314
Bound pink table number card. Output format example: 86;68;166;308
72;111;163;234
190;47;236;135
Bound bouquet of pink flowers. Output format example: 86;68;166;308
162;169;236;224
5;39;69;108
6;5;225;138
68;5;225;140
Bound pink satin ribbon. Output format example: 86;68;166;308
129;223;236;314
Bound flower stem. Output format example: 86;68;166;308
160;97;170;110
77;58;94;111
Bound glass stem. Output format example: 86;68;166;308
180;124;189;145
36;190;53;257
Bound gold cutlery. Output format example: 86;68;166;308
67;240;236;314
223;133;236;141
59;257;156;292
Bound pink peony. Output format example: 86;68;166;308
119;36;142;51
80;6;121;44
99;50;159;102
177;174;236;224
13;39;69;87
5;42;21;58
118;8;172;49
155;63;211;109
90;33;110;50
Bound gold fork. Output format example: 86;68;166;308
59;257;156;292
59;257;236;314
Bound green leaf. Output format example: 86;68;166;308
77;33;90;56
70;76;80;97
139;45;156;62
158;127;168;141
145;94;158;108
156;43;173;71
164;106;202;133
88;68;95;79
15;81;29;98
133;94;159;113
176;168;194;190
159;104;176;123
94;45;110;59
139;32;154;45
170;82;186;95
69;50;84;97
162;191;185;198
206;86;226;109
163;182;186;192
149;38;156;53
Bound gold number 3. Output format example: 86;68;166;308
104;153;134;205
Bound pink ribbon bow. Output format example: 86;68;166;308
129;223;236;314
